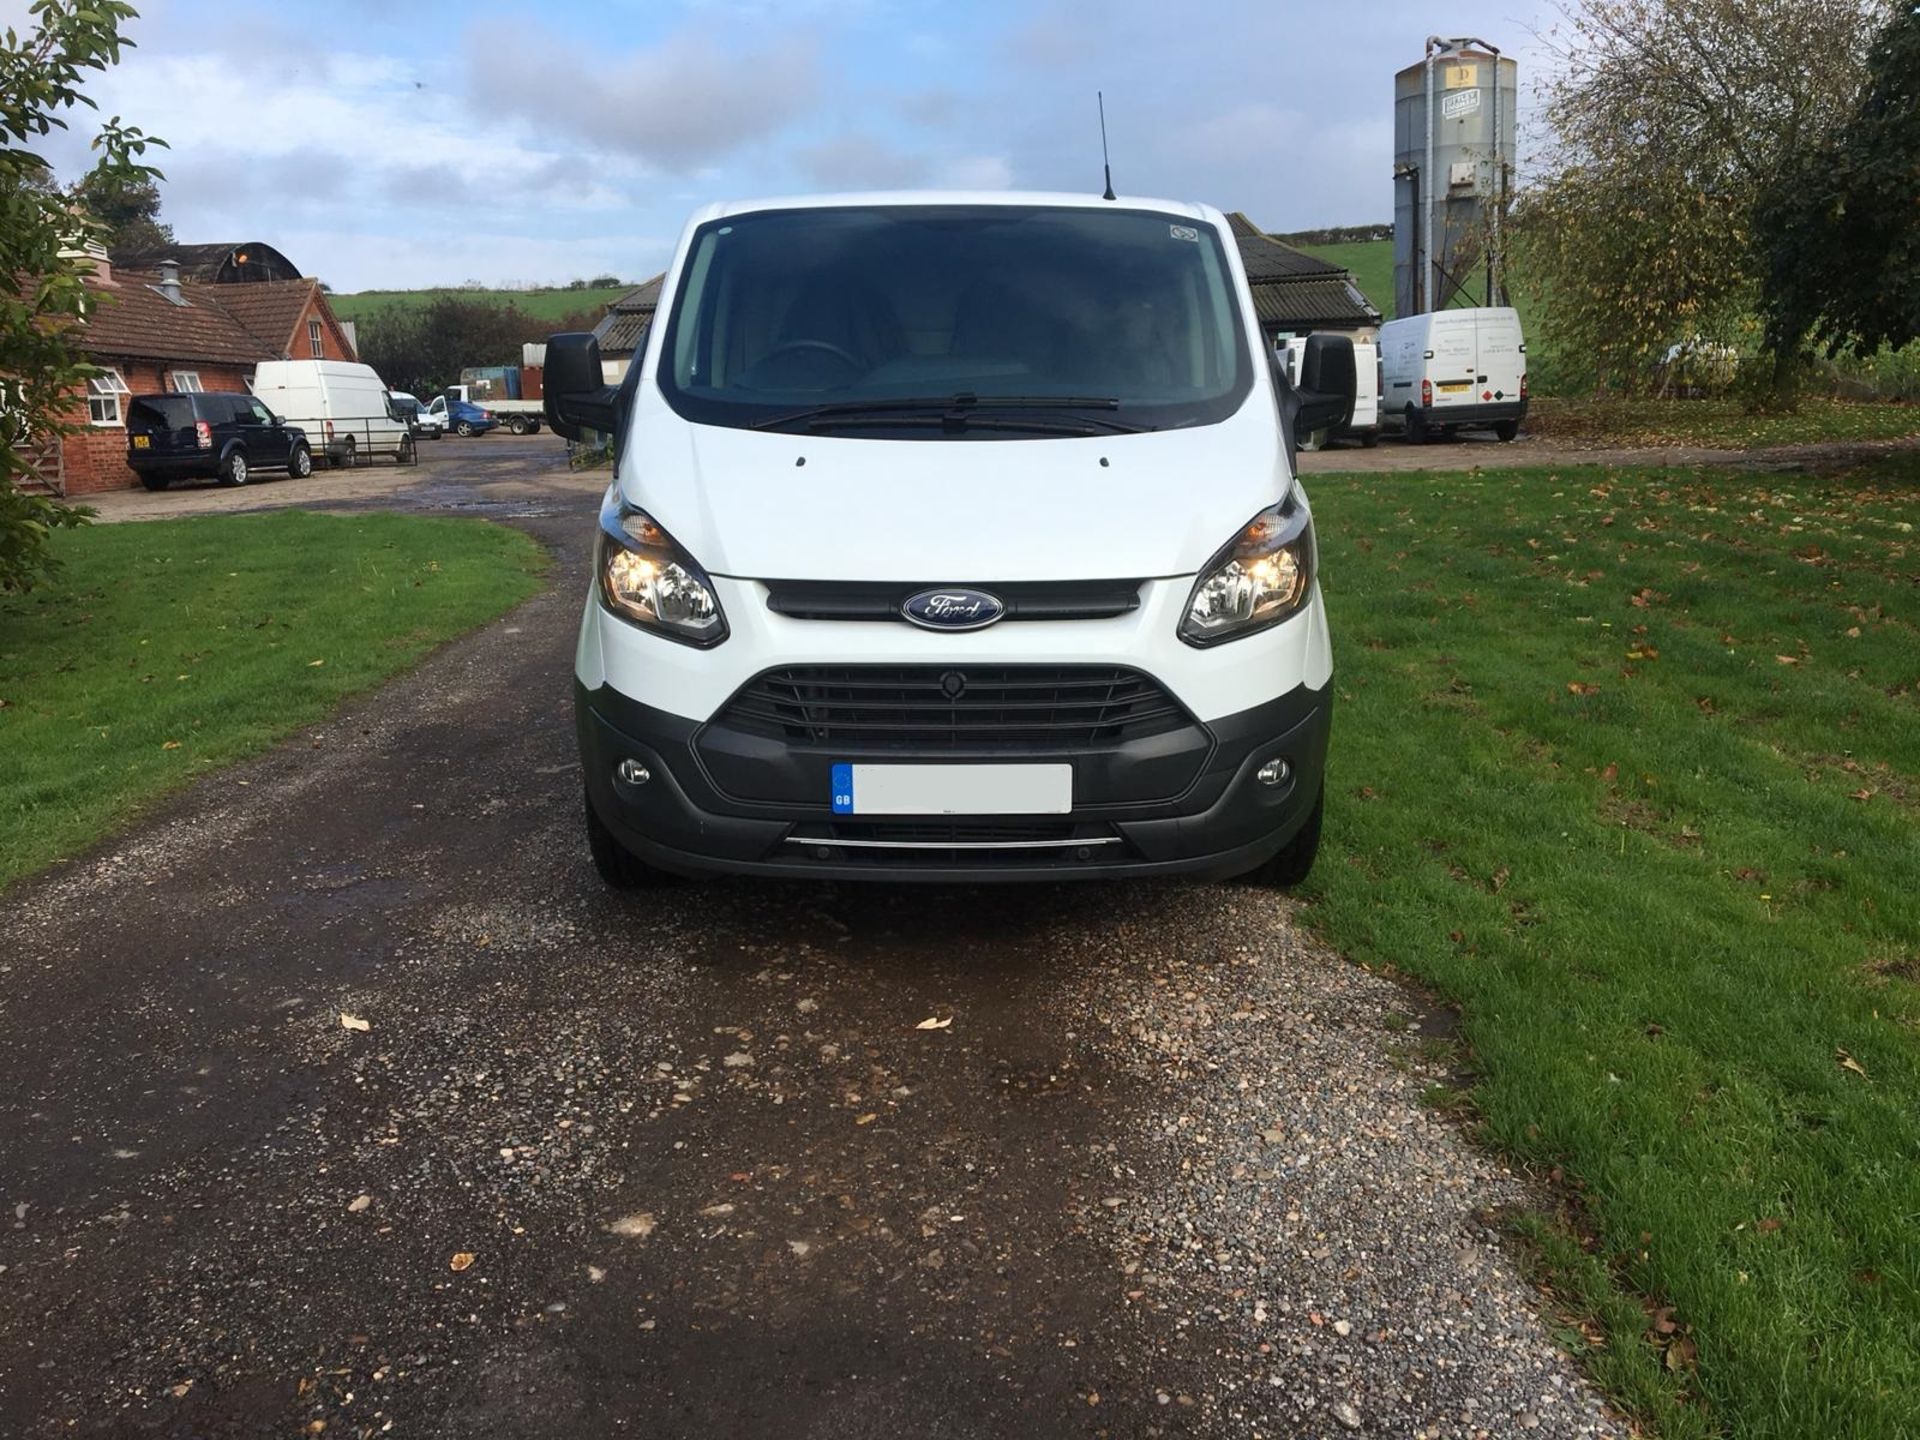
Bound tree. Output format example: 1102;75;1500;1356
356;296;605;396
1514;0;1893;395
72;169;170;252
1757;5;1920;364
1;2;165;592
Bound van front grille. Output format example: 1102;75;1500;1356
712;665;1187;751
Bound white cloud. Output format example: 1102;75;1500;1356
466;25;820;171
940;154;1014;190
796;134;929;189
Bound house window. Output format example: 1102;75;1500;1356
87;368;130;426
169;370;204;393
309;319;324;358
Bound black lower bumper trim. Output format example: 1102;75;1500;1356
576;677;1330;882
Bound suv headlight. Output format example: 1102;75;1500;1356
596;491;727;646
1179;494;1315;646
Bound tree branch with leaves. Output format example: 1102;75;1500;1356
1;0;165;592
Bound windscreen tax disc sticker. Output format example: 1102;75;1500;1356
1169;224;1200;242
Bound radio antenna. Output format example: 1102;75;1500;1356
1098;91;1116;201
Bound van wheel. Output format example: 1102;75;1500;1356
289;443;313;478
1494;419;1520;443
1405;407;1429;444
584;793;674;890
1239;783;1324;889
334;436;357;469
219;450;248;487
140;475;171;492
399;435;416;463
1359;429;1380;449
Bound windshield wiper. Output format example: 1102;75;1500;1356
749;392;1138;433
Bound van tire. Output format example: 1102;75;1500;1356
1239;783;1324;889
334;436;357;469
219;450;249;487
289;443;313;478
1359;429;1380;449
585;794;675;890
140;475;171;492
1494;419;1520;443
399;435;416;463
1405;406;1429;444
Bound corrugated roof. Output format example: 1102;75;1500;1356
595;274;665;356
1225;213;1344;281
1249;274;1379;328
109;241;303;283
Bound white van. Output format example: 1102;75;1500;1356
544;192;1345;888
1379;306;1527;442
250;360;414;467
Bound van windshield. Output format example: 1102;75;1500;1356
656;205;1252;436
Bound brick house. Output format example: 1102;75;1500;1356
29;242;358;496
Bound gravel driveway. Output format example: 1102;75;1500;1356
0;445;1628;1438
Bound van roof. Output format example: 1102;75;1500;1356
691;190;1219;226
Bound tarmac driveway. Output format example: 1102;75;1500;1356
0;443;1626;1438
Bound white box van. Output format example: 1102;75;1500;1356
250;360;414;467
1379;307;1527;442
545;192;1345;888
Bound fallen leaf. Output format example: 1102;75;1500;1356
1850;789;1874;802
854;1112;879;1126
339;1012;370;1032
1664;1334;1698;1371
1836;1048;1869;1078
608;1212;657;1238
448;1251;476;1272
1567;681;1600;696
308;659;326;667
1775;654;1800;666
162;740;181;751
914;1016;953;1031
1755;1217;1782;1234
347;1195;372;1214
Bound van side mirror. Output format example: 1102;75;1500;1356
543;332;619;441
1293;333;1356;437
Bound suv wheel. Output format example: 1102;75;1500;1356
289;443;313;478
140;475;171;492
1237;782;1324;889
584;793;674;890
219;450;248;487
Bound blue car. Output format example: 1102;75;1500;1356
428;394;499;437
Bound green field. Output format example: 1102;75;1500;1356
328;284;632;324
1300;238;1395;317
0;512;546;890
1308;454;1920;1437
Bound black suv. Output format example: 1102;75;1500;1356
125;392;312;490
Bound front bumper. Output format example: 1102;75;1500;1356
577;678;1330;882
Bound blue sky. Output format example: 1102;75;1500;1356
18;0;1556;292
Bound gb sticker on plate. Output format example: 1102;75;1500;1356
831;763;854;815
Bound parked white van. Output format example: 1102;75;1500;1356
1379;306;1527;443
250;360;414;468
544;192;1350;888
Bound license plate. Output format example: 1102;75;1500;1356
132;434;150;448
831;763;1071;816
1435;380;1472;393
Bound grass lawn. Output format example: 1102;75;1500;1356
1305;454;1920;1437
0;511;545;891
1528;396;1920;450
327;284;632;324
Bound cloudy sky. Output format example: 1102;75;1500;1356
18;0;1558;293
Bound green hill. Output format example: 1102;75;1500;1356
1299;239;1395;319
327;285;632;324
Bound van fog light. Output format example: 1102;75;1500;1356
1257;758;1290;788
616;759;651;786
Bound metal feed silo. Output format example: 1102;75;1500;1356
1393;37;1517;317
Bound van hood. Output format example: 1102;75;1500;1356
618;400;1292;583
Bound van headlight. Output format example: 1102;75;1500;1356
1179;495;1315;646
596;493;728;646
